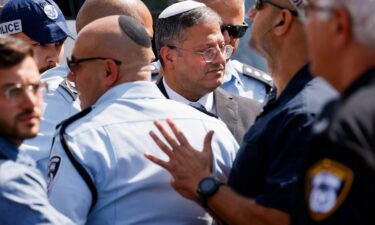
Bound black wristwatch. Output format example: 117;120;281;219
197;177;223;208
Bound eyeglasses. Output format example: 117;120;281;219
255;0;298;17
221;22;249;39
2;82;48;101
168;44;233;63
66;56;122;72
298;1;334;23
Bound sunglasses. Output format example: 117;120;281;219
221;22;249;39
66;56;122;72
255;0;299;17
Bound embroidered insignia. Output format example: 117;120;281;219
47;155;62;193
43;4;58;20
306;158;354;221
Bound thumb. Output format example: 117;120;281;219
203;130;214;157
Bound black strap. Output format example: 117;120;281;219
157;79;218;118
59;107;98;212
156;78;169;98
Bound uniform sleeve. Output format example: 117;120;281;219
206;120;239;182
47;134;92;225
0;162;74;225
255;113;314;214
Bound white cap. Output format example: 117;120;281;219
158;0;206;19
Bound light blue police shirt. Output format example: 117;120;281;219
221;59;272;103
0;138;74;225
48;81;238;225
20;64;80;180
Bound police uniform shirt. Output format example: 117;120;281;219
20;64;80;180
293;68;375;225
221;59;272;103
227;64;338;214
0;138;74;225
47;81;238;225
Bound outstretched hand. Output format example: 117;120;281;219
145;118;214;202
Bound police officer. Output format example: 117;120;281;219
0;36;73;225
292;0;375;224
0;0;78;179
21;0;154;179
47;15;238;225
0;0;73;73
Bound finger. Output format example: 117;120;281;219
203;130;214;155
149;131;173;158
144;152;170;171
154;120;180;149
166;118;190;147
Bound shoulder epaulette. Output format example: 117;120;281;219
242;63;273;88
58;79;79;101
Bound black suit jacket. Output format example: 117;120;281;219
157;80;260;143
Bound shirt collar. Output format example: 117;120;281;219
163;79;216;114
223;59;243;86
342;66;375;100
262;64;312;112
94;81;166;107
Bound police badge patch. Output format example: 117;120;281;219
43;4;58;20
47;155;61;194
306;158;354;221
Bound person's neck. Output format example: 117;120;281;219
333;45;375;93
163;75;205;102
9;138;22;147
268;53;308;97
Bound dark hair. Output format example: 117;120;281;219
155;6;222;66
0;35;33;68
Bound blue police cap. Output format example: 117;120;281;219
0;0;73;44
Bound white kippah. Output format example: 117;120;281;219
158;0;206;19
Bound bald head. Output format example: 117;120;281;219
76;15;154;72
76;0;153;37
71;15;154;108
196;0;244;21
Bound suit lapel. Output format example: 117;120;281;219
215;88;238;135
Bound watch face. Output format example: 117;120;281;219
201;179;216;191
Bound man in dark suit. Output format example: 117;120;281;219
155;1;260;143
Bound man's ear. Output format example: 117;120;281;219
273;10;294;36
160;46;177;69
332;8;351;48
104;59;120;87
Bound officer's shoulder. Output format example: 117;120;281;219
231;59;273;88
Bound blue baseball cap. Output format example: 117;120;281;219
0;0;74;44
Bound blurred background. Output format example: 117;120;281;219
55;0;268;72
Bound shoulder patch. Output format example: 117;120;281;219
47;155;62;193
305;158;354;222
242;64;273;88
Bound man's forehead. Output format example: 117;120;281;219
0;62;39;85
